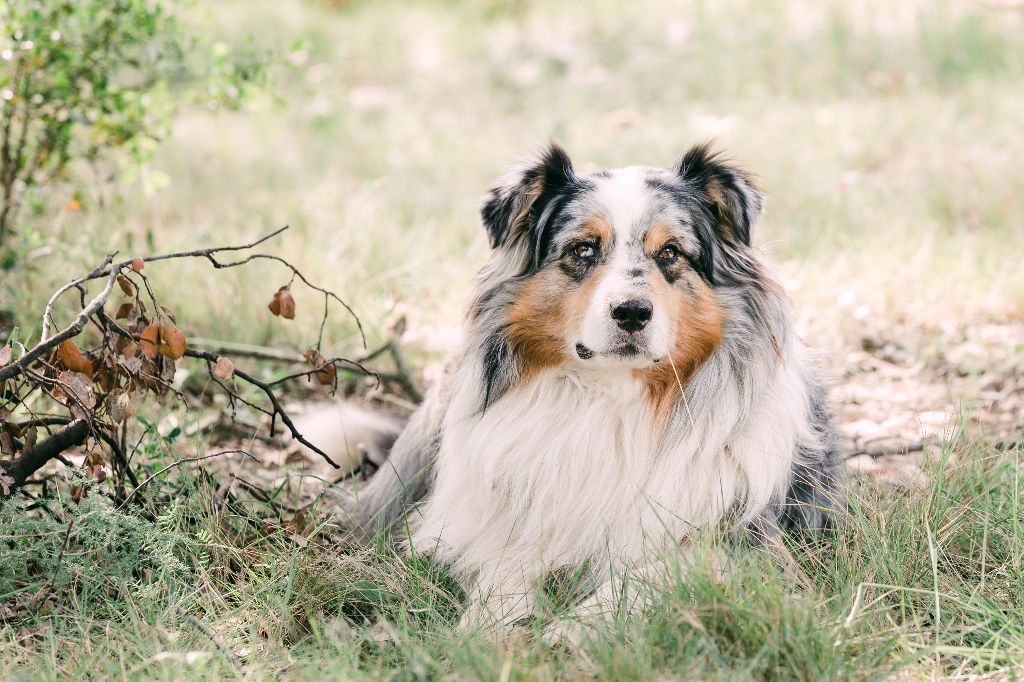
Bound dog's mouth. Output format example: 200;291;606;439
575;342;662;363
575;343;595;360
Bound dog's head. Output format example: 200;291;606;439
476;143;764;405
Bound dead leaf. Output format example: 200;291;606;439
268;286;296;320
115;302;133;320
0;431;15;457
108;392;134;424
0;471;14;496
117;275;135;296
304;349;336;386
57;340;93;377
131;258;145;272
211;356;234;380
0;345;11;367
58;370;96;410
84;451;106;482
158;325;187;360
121;356;143;376
139;324;187;361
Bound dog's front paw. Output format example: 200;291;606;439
541;617;590;650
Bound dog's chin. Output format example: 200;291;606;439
574;341;662;368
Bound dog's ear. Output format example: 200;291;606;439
676;142;763;248
480;143;577;250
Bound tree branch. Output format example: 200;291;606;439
0;419;90;497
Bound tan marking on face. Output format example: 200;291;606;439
634;271;725;426
643;222;674;253
506;263;608;380
582;216;613;245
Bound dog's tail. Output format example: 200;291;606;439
288;402;403;472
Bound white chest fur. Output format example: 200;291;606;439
410;357;804;582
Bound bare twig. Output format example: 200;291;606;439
184;349;342;468
118;449;256;510
0;266;120;383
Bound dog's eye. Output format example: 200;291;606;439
572;243;597;260
655;245;679;263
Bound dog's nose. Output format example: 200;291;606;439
611;299;653;333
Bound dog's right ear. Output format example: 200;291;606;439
480;143;577;250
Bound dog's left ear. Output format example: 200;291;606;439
480;143;577;251
676;143;763;247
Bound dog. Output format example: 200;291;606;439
320;142;844;634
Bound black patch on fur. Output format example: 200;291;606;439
778;381;845;537
481;328;517;412
677;143;762;248
645;177;717;284
480;144;592;275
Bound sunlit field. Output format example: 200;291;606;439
3;0;1024;678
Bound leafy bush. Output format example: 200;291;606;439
0;0;265;249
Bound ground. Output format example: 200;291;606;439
1;0;1023;679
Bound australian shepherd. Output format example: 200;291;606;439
319;142;843;634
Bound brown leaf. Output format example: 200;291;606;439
117;274;135;296
121;355;143;376
304;350;336;386
139;324;160;360
268;286;296;320
139;324;186;361
58;370;96;410
159;324;187;360
0;431;15;457
0;345;11;367
131;258;145;272
84;451;106;482
1;471;16;496
23;425;37;450
115;302;133;320
57;340;94;378
211;356;235;381
3;420;23;438
109;392;135;424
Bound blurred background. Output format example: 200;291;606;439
3;0;1023;458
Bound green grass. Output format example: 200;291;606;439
3;0;1024;678
2;435;1022;679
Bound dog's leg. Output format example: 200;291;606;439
778;379;846;537
327;369;452;540
459;565;538;633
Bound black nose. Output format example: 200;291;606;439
611;299;653;333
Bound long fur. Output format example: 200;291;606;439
331;142;844;628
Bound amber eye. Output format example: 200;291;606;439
656;244;679;263
572;243;597;260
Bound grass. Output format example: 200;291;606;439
2;434;1022;679
2;0;1024;678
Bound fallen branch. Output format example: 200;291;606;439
0;419;89;497
1;224;368;510
844;440;930;459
